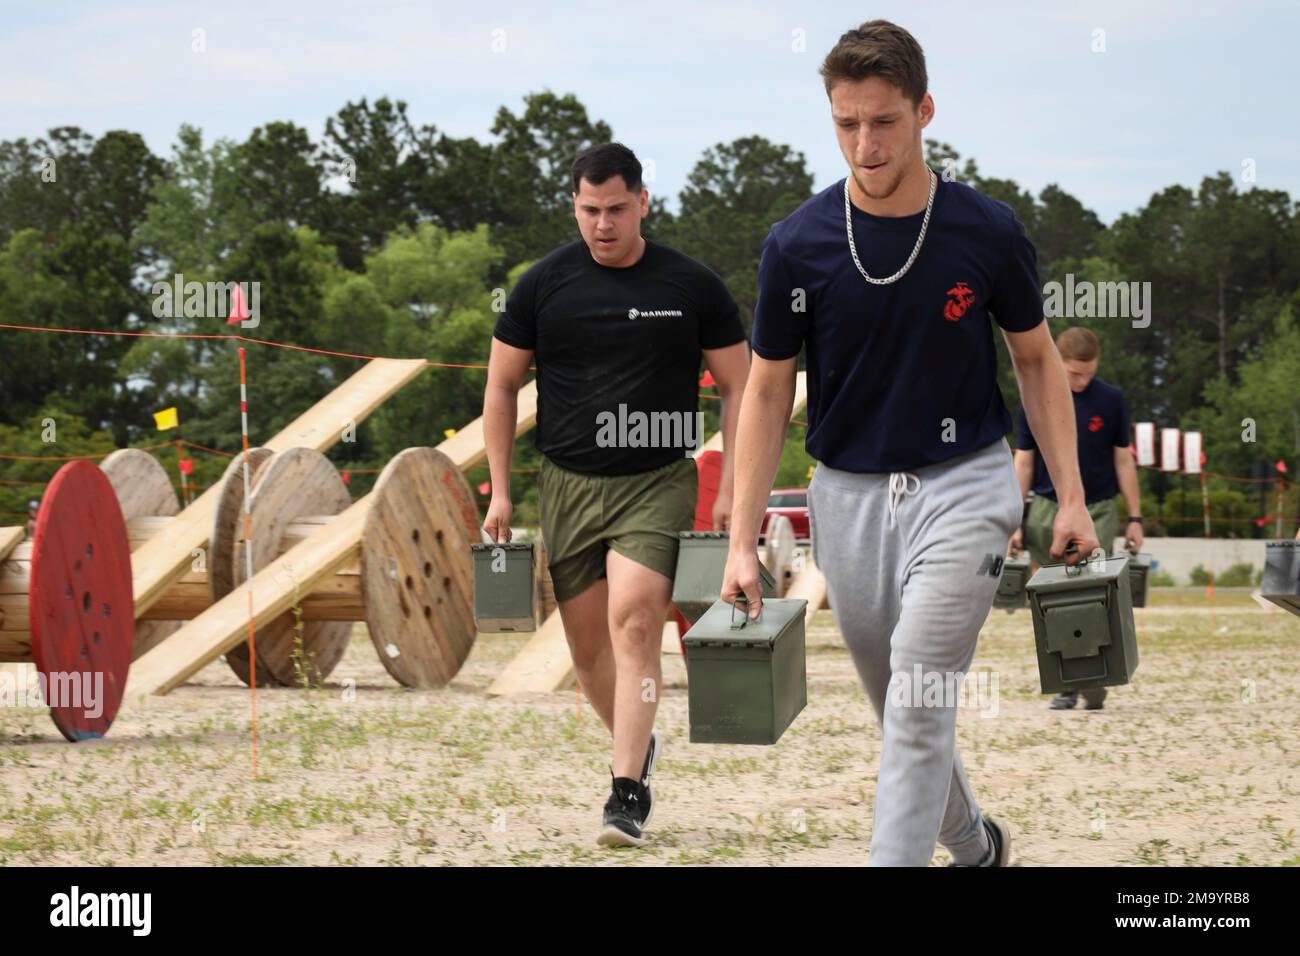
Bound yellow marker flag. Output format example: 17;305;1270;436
153;407;179;431
443;428;457;440
806;464;815;480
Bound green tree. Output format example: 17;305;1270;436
357;223;504;458
666;136;814;328
229;121;327;228
1105;173;1299;416
488;92;613;264
0;409;119;522
319;97;438;269
0;127;163;248
1191;300;1300;482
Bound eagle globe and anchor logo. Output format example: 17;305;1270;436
627;307;683;320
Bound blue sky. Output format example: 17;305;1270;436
1;0;1295;223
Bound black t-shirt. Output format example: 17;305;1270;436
1015;378;1131;503
751;174;1045;473
493;239;745;476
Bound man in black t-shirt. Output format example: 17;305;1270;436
721;20;1100;867
483;143;749;848
1011;326;1144;710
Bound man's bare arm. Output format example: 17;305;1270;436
1013;448;1035;499
1003;323;1098;560
701;341;751;530
1114;445;1144;550
481;337;533;541
1003;324;1084;507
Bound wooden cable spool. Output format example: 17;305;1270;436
125;446;481;690
207;447;276;683
215;447;351;687
764;513;796;598
0;462;134;740
99;448;183;659
359;447;478;687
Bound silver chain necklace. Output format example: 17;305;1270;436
844;166;937;285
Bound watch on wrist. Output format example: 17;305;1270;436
1127;516;1143;525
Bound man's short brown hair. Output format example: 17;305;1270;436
819;20;928;105
1057;327;1101;362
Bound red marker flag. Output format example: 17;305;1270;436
477;481;491;495
178;457;194;476
699;370;715;388
341;470;351;485
227;282;249;325
1277;460;1289;474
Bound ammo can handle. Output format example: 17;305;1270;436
1062;544;1081;577
730;595;758;630
1064;546;1109;577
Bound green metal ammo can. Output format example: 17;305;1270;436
1261;540;1300;617
1127;553;1152;608
1026;551;1139;694
471;542;536;632
683;596;807;745
993;555;1031;610
672;531;776;624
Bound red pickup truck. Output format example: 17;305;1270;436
760;487;810;542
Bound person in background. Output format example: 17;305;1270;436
1009;327;1143;711
482;143;749;848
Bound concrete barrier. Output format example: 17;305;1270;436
1110;537;1272;585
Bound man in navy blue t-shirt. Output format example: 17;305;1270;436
1011;326;1143;710
721;19;1100;867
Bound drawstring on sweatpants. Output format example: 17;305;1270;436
887;472;921;526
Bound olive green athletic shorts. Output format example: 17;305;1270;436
538;455;699;603
1023;495;1119;567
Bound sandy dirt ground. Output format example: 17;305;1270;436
1;591;1297;866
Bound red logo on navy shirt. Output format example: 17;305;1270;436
944;281;975;321
1088;415;1104;432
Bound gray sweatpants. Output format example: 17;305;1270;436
808;439;1023;866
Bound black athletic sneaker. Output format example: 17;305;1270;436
597;775;646;848
982;816;1012;866
639;730;661;830
948;816;1012;867
1050;690;1079;710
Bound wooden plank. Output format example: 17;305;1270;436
129;372;538;697
0;527;24;563
485;610;574;696
124;498;371;699
262;359;428;453
438;380;538;471
131;358;426;617
488;372;810;697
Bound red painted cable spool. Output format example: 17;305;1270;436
26;461;134;740
672;450;723;645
